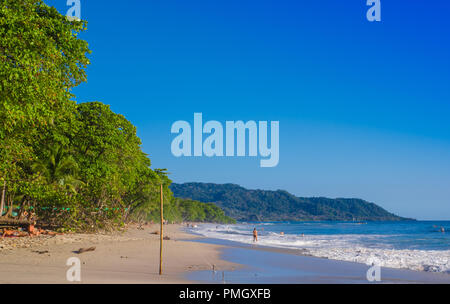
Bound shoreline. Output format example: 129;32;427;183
2;223;449;284
0;224;239;284
189;221;450;275
187;237;450;284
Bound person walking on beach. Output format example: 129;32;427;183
253;228;258;242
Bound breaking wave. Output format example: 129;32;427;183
189;223;450;274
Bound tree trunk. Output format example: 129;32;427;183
19;199;27;219
0;180;5;217
6;194;13;217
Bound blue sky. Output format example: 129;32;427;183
48;0;450;220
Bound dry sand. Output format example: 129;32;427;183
0;224;239;284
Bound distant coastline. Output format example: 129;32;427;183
171;182;414;222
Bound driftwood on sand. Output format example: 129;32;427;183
0;217;33;227
74;247;96;254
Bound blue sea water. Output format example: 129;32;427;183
252;221;450;250
191;221;450;273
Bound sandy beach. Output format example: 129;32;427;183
2;224;449;284
0;224;238;284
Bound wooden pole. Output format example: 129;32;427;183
159;183;163;275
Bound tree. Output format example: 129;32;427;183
0;0;90;213
0;180;5;216
32;144;82;194
72;102;142;207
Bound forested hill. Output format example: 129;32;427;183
170;183;414;222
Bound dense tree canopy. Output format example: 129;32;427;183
0;0;90;163
0;0;90;224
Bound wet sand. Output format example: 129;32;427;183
187;238;450;284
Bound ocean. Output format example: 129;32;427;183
189;221;450;273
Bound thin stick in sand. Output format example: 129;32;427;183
159;183;163;275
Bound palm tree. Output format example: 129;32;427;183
33;145;83;194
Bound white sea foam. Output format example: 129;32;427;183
307;246;449;273
191;224;450;274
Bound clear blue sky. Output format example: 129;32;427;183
49;0;450;220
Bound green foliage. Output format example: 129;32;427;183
173;198;235;223
0;0;90;168
0;0;90;224
0;0;88;210
170;183;414;222
32;144;82;192
129;197;235;224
